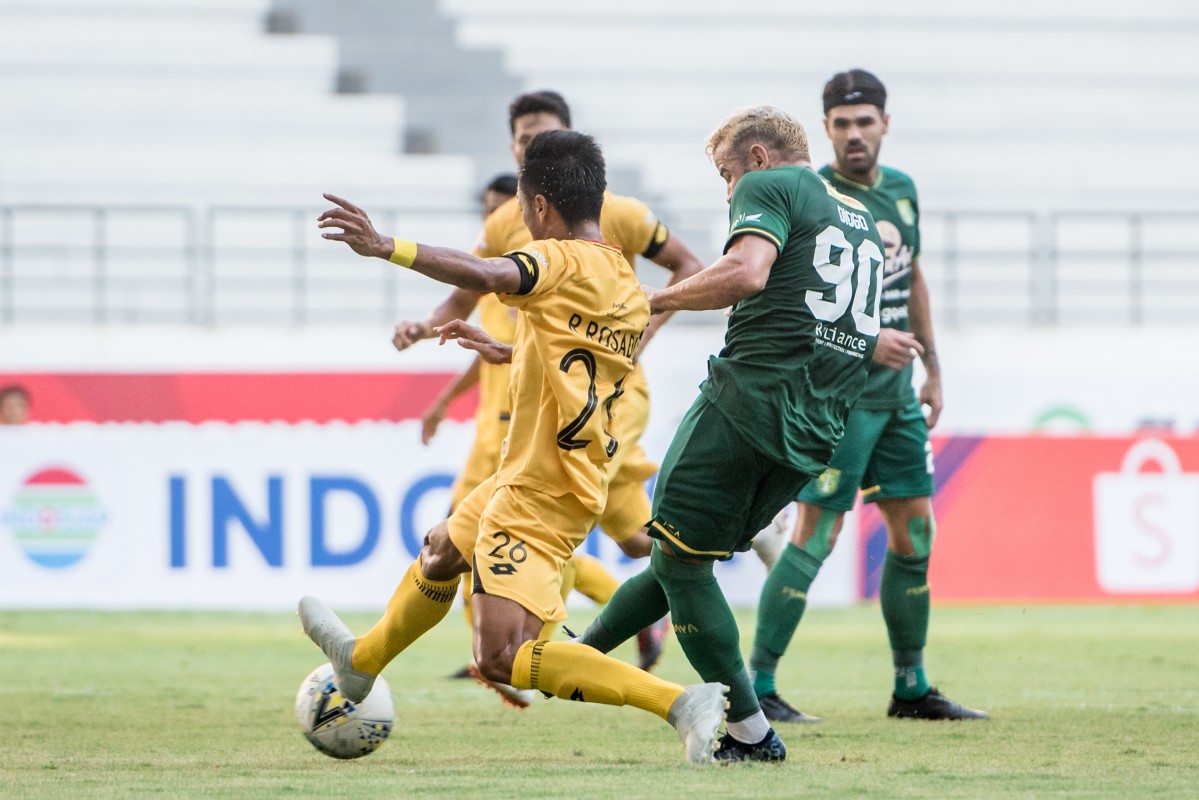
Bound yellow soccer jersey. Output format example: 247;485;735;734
496;238;650;514
476;192;667;267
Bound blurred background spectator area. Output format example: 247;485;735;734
0;0;1196;329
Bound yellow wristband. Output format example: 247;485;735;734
389;238;418;268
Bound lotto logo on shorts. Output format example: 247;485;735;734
815;468;841;496
489;563;517;575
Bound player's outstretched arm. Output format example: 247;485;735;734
648;233;776;314
435;320;513;365
318;194;522;294
637;233;705;359
907;257;942;428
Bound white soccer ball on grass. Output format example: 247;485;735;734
295;662;394;759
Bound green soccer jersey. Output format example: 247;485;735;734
818;164;921;409
699;165;884;474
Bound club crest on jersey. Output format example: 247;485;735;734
815;468;841;496
733;212;763;226
896;199;916;226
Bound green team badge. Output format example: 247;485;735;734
815;468;841;496
896;198;917;226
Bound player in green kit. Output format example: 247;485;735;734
748;69;988;723
578;106;884;762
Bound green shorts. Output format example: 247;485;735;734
649;396;812;561
797;397;934;511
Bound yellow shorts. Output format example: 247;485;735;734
447;475;598;623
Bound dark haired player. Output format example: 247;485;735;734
300;129;727;765
392;90;704;679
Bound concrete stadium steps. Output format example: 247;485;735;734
0;148;475;208
0;0;270;27
439;0;1199;24
536;79;1195;138
0;0;480;324
268;0;523;183
1;89;404;152
0;23;338;86
601;138;1198;209
438;0;1199;219
452;24;1196;79
0;0;475;214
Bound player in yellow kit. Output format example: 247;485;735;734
300;129;727;765
418;174;632;695
394;91;704;675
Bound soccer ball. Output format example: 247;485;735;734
294;663;394;759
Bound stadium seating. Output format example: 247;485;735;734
1;0;1197;326
0;0;479;324
435;0;1199;324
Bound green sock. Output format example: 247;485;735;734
880;550;931;700
582;565;669;654
750;543;823;697
893;649;929;700
650;546;758;722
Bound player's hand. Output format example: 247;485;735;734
420;401;447;445
392;320;432;352
435;319;513;365
871;328;924;370
317;193;393;259
920;375;943;429
641;284;664;315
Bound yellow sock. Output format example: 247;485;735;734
511;640;684;720
352;558;459;675
572;554;619;604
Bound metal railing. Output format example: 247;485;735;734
1;204;1196;327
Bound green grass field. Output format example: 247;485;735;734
3;604;1196;799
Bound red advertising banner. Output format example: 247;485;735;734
865;436;1199;602
0;372;477;424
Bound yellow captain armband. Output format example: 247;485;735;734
389;238;418;268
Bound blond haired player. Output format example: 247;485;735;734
578;107;884;762
300;130;727;765
394;91;704;675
